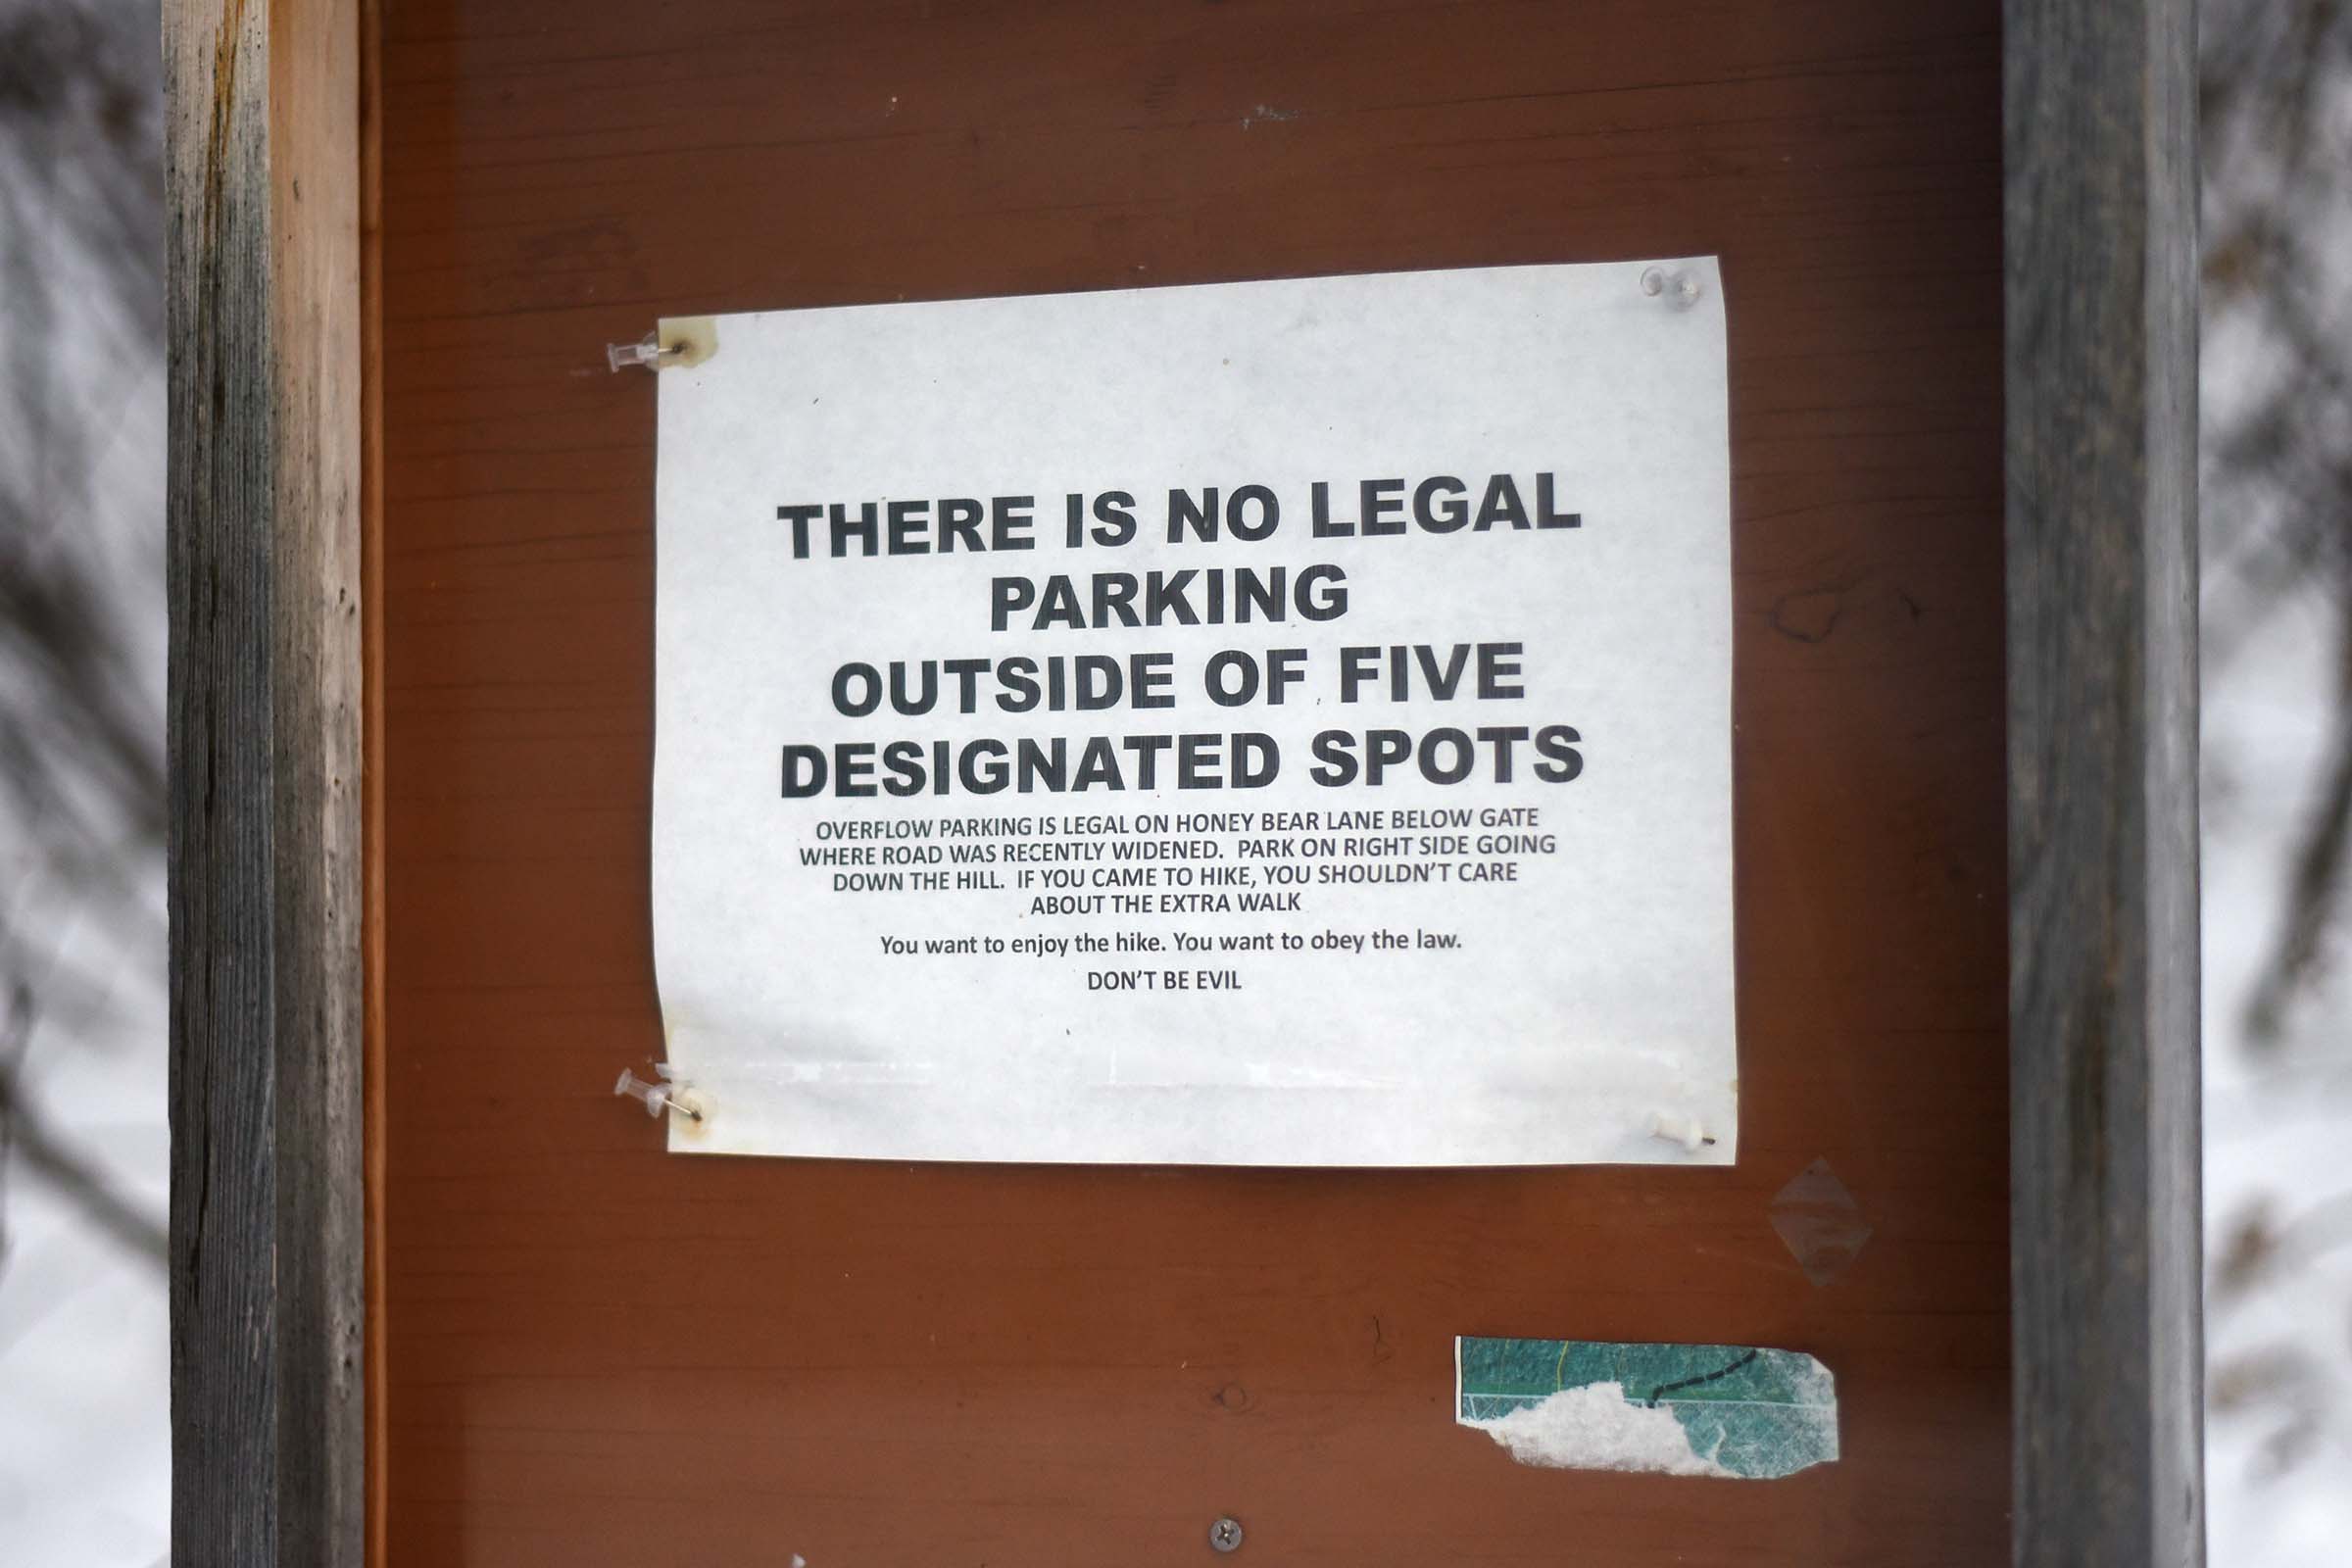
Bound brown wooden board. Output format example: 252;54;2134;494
376;3;2007;1562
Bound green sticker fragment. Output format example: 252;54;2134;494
1455;1337;1838;1479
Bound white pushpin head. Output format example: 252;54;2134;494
1646;1110;1713;1153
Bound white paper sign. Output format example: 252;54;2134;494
652;260;1734;1166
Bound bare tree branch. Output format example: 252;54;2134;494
0;0;169;1291
0;1068;168;1270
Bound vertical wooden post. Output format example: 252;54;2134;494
165;0;366;1562
2005;0;2202;1563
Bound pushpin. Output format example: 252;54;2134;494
605;334;676;372
1639;266;1704;309
614;1067;703;1122
1646;1110;1714;1153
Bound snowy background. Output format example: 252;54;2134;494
2198;4;2352;1559
0;2;2342;1562
0;2;170;1564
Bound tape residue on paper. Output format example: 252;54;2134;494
1469;1380;1738;1476
1455;1337;1838;1479
657;314;718;368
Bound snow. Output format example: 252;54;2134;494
2201;602;2352;1567
0;11;170;1546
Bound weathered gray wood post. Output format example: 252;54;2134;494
2006;0;2202;1562
165;0;367;1563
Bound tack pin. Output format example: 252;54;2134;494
1639;265;1704;309
1646;1110;1714;1153
615;1067;704;1122
606;333;679;372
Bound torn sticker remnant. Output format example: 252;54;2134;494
1769;1158;1873;1286
1455;1337;1838;1479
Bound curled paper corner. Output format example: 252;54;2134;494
1455;1337;1837;1480
659;315;719;368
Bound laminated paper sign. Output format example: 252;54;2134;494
651;261;1734;1166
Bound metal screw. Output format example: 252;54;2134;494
1208;1516;1244;1553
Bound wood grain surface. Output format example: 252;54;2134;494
166;0;366;1563
2005;0;2202;1561
376;3;2008;1562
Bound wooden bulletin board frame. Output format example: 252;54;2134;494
164;1;2199;1563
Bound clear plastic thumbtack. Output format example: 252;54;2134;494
606;334;677;373
1640;265;1704;310
615;1067;704;1122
